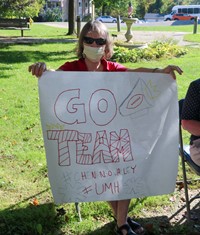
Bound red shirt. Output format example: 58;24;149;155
58;58;127;71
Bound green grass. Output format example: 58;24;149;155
184;33;200;43
0;23;75;38
131;24;200;32
1;23;200;235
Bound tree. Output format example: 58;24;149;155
148;0;163;13
134;0;156;18
160;0;176;14
93;0;132;17
0;0;44;18
110;0;135;17
67;0;76;35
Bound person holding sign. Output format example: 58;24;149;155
29;20;182;235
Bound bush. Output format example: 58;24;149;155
38;7;62;22
111;41;187;63
82;14;92;22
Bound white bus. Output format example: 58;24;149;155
164;5;200;21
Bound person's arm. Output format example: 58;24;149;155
181;120;200;136
127;65;183;80
181;80;200;136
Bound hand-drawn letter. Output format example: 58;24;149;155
54;89;86;124
89;89;117;126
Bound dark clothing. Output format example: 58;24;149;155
181;78;200;144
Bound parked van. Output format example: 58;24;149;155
164;12;175;21
164;5;200;21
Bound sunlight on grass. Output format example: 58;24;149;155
131;24;200;33
184;33;200;42
0;23;76;38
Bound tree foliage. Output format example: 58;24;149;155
110;0;135;17
93;0;158;18
0;0;44;18
93;0;200;18
93;0;131;16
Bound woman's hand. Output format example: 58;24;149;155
160;65;183;80
28;62;47;77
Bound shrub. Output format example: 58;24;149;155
111;41;187;63
38;7;62;22
82;14;92;22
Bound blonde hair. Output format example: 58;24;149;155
77;20;113;59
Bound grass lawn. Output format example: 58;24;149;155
0;23;200;235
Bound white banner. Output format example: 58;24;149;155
38;71;179;204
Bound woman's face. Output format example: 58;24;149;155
82;30;107;63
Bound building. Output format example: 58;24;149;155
46;0;93;21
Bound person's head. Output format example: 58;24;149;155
77;20;113;61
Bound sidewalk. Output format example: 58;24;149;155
115;31;191;46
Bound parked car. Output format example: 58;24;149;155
96;16;118;23
172;13;194;21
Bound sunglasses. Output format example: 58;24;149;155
83;36;106;45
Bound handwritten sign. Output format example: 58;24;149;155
38;71;179;204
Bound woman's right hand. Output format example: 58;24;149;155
28;62;47;77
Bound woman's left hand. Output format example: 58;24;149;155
161;65;183;80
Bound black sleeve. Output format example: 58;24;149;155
181;79;200;120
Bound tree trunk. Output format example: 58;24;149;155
102;3;106;15
67;0;76;35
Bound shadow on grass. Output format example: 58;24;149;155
0;42;77;79
85;215;172;235
0;203;62;235
86;221;116;235
1;200;200;235
0;48;76;64
0;188;64;235
86;214;200;235
171;19;200;26
0;37;78;46
87;196;200;235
